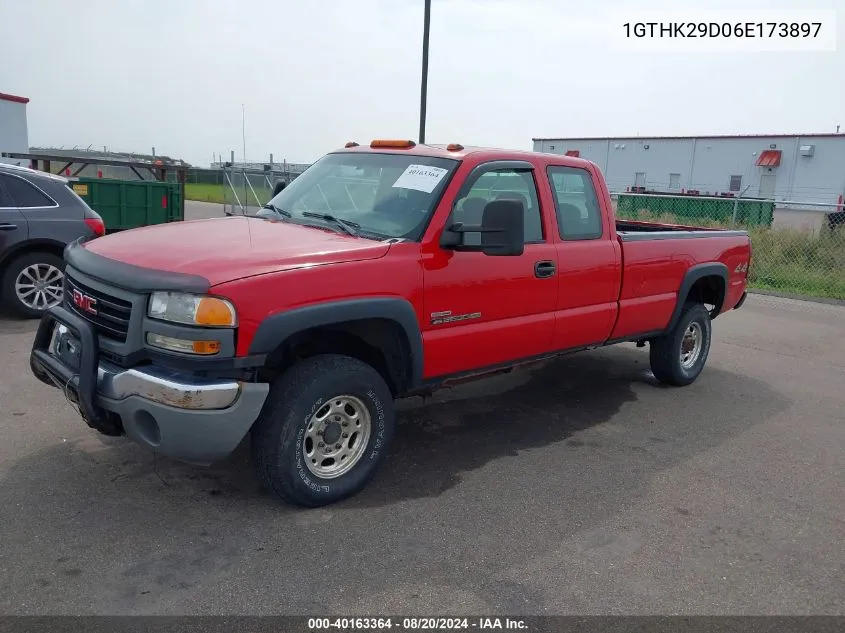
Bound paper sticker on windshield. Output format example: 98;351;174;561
392;164;449;193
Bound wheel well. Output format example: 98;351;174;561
0;241;65;276
259;318;413;396
685;275;726;316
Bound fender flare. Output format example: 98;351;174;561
248;297;424;389
666;262;728;332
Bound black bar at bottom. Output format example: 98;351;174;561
0;616;843;633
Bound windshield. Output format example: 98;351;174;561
262;152;459;240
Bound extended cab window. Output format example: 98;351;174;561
452;168;543;245
0;173;55;208
262;152;457;240
547;166;603;240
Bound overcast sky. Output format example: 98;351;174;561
1;0;842;166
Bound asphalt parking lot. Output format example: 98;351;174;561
1;293;843;615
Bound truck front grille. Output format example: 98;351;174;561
65;276;133;343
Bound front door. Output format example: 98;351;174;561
422;161;558;379
759;173;777;199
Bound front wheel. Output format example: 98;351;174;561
251;354;395;507
649;302;712;386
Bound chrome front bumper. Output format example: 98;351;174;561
97;361;241;410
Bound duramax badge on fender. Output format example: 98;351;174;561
29;139;751;508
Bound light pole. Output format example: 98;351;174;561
418;0;431;144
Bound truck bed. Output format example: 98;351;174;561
609;220;751;341
615;219;748;240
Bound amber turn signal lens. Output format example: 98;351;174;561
195;297;236;327
192;340;221;355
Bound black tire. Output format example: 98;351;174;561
0;251;66;319
251;354;395;507
649;302;712;386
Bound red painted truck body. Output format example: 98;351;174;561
30;141;751;506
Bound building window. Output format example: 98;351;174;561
729;175;742;192
549;145;555;150
669;173;681;190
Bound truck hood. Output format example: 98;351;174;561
82;216;392;286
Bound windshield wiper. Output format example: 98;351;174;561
301;211;360;236
261;203;292;218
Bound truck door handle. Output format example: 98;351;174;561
0;223;18;231
534;260;556;278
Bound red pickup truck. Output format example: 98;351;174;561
30;140;751;507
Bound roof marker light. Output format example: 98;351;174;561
370;139;416;149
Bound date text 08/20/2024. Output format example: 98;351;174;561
307;617;528;630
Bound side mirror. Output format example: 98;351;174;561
272;181;287;197
440;199;525;256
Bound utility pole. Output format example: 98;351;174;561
242;104;247;163
418;0;431;144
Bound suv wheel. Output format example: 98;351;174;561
649;302;712;386
1;252;66;318
251;354;396;507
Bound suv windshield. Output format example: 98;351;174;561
261;152;458;240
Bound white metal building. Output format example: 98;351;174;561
0;92;30;166
532;133;845;205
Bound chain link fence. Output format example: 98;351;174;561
182;159;311;213
612;192;845;301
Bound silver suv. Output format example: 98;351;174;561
0;163;105;318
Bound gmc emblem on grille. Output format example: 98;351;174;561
71;289;98;315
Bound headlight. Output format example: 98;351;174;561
148;292;237;327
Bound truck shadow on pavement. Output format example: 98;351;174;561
0;344;793;613
5;345;790;512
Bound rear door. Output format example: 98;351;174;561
0;176;29;257
545;164;621;349
422;160;559;378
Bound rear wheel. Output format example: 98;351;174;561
1;251;65;318
649;302;712;386
251;354;395;507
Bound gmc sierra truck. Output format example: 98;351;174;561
30;140;751;507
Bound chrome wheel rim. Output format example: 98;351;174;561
15;263;64;311
303;395;371;479
680;322;703;369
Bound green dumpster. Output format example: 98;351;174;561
70;178;184;232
